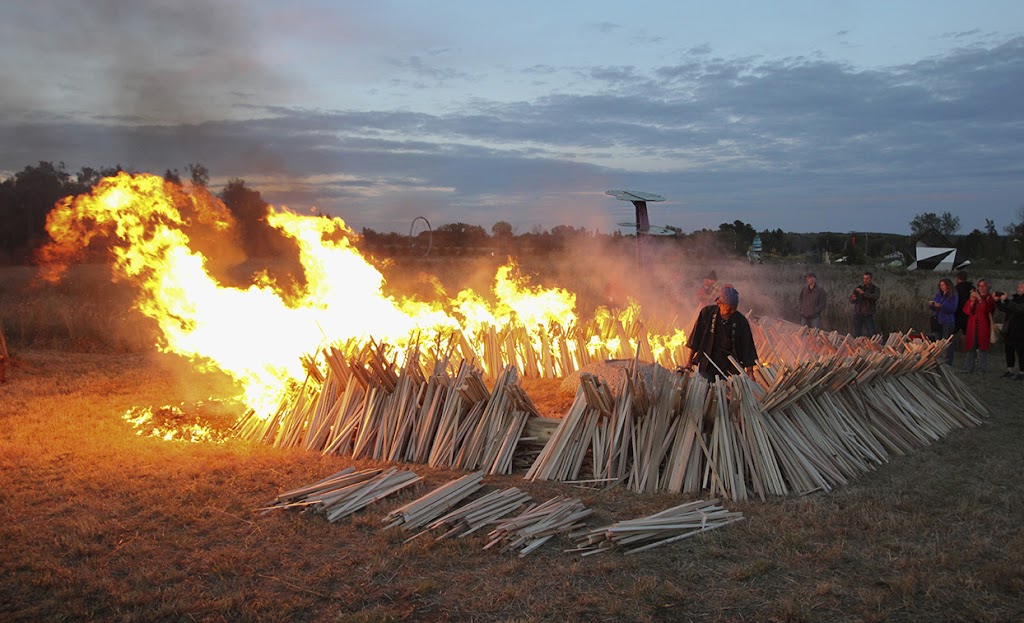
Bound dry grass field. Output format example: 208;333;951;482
1;348;1023;623
2;258;1024;622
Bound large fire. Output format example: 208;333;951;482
40;172;686;418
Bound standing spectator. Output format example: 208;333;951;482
695;270;721;309
995;281;1024;380
683;285;759;381
849;271;881;337
928;278;958;366
798;272;827;329
962;277;997;374
953;271;973;337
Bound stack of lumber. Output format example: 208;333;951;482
234;342;540;475
236;309;987;504
525;326;989;501
484;496;592;557
571;499;743;555
259;467;421;522
408;487;533;542
382;472;484;531
523;373;613;482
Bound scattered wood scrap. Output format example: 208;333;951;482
382;471;484;531
485;495;592;557
408;486;533;543
259;467;421;522
571;499;743;555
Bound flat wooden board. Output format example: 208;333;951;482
605;190;666;203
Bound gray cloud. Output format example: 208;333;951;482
2;31;1023;235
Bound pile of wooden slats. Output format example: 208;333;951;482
234;341;540;475
484;496;592;557
262;468;739;557
407;486;534;542
382;471;484;531
571;499;743;555
525;327;989;501
258;467;421;522
239;312;987;504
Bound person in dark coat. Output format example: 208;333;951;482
954;271;973;336
683;285;759;381
798;272;827;329
995;281;1024;380
849;271;881;337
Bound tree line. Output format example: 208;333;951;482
2;161;1022;266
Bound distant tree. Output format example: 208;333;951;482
164;169;183;185
815;232;846;261
1002;205;1024;238
435;222;489;248
491;221;514;238
550;224;584;238
985;218;998;237
0;161;75;261
218;178;304;291
909;211;960;238
75;165;122;191
758;228;792;256
187;163;210;187
219;179;277;257
717;220;756;254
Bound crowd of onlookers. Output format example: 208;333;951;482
683;268;1024;381
798;269;1024;379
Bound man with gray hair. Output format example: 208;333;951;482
799;272;827;329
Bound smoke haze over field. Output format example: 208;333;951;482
2;2;1024;235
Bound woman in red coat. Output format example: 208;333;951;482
962;277;997;374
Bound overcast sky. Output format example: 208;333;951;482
2;0;1023;236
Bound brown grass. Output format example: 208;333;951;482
2;349;1023;623
3;257;1024;621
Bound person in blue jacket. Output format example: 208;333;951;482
928;277;958;366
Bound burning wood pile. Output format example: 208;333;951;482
235;314;988;502
450;305;686;380
234;340;542;475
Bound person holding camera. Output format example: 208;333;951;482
995;281;1024;380
928;278;958;365
849;272;881;337
961;277;997;374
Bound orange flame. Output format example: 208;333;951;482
40;172;594;415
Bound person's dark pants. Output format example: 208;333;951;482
940;322;956;365
853;314;876;338
1004;340;1024;371
802;316;822;329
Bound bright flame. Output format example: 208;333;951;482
122;404;230;443
40;172;601;416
